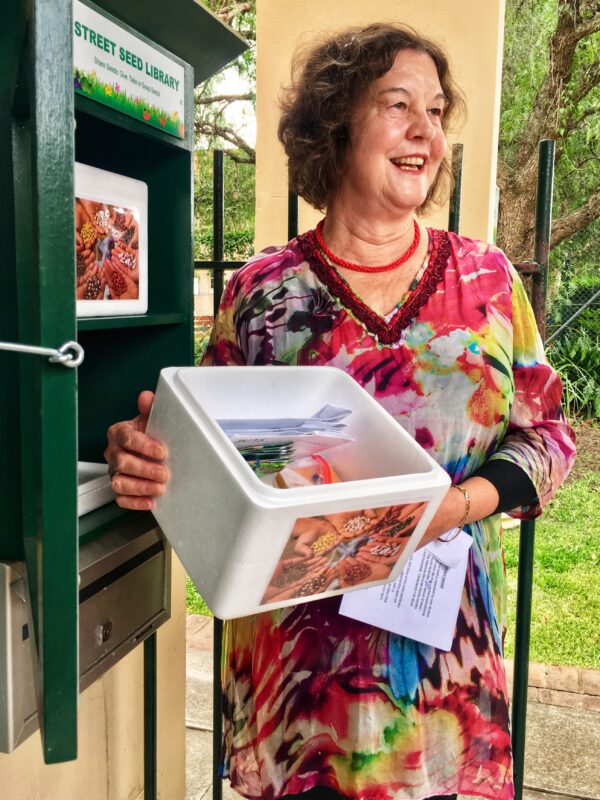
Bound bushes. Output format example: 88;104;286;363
547;331;600;420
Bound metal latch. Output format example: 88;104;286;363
0;339;84;368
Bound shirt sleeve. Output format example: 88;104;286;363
200;271;246;367
486;265;576;519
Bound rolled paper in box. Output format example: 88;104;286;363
146;366;450;619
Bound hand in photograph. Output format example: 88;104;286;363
112;244;139;282
75;199;96;250
92;204;112;235
336;555;391;588
110;209;134;238
76;247;95;283
120;221;139;249
77;264;106;300
103;259;139;300
291;516;339;558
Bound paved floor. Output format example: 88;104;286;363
185;616;600;800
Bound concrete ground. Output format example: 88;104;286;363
185;616;600;800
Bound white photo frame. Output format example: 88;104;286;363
75;162;148;317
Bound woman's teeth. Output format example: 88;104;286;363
391;157;425;171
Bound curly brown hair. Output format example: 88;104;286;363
278;23;466;213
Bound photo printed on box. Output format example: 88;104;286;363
75;196;140;302
261;500;428;605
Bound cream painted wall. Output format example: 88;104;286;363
255;0;506;250
0;556;186;800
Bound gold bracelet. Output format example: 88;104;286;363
452;483;471;530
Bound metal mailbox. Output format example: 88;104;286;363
1;518;170;754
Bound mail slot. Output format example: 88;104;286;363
0;516;170;754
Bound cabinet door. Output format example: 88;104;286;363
10;0;78;763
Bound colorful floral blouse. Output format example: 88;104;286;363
201;229;576;800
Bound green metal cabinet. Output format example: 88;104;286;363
0;0;245;765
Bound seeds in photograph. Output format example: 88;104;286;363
84;275;101;299
271;561;308;588
76;252;88;277
311;532;338;555
80;222;95;246
117;251;137;270
110;271;127;297
342;515;369;537
340;560;372;585
94;209;110;228
297;573;328;596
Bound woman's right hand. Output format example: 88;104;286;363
104;391;170;510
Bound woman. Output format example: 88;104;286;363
105;24;575;800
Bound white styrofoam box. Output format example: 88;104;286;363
147;366;450;619
77;461;116;516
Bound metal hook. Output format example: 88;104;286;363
0;339;85;367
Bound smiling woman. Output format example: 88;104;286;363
104;21;576;800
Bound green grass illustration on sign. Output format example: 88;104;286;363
74;68;184;138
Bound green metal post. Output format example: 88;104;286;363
448;143;464;234
144;634;158;800
213;617;223;800
213;150;225;315
511;140;555;800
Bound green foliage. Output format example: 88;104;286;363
547;331;600;419
500;0;557;156
186;575;212;616
500;0;600;282
194;148;255;261
503;472;600;669
194;330;211;365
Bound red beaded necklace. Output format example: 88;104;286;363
314;218;420;274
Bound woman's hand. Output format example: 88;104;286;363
104;391;169;510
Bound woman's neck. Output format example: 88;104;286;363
322;202;417;267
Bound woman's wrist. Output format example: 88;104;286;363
451;484;471;529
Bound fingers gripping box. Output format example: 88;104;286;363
147;366;450;619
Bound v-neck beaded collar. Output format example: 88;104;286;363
297;227;451;344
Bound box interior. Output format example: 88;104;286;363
173;367;433;485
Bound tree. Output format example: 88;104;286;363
194;0;256;164
498;0;600;263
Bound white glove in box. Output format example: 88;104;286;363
147;366;451;619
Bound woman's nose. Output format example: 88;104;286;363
407;110;436;141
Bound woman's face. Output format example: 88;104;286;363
340;49;448;217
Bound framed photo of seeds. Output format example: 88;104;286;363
75;162;148;317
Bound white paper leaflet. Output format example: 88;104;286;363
339;529;472;651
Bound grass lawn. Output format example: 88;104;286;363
503;470;600;669
186;460;600;670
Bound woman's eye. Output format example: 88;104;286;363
392;102;407;110
429;107;444;118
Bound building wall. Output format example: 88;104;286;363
255;0;506;250
0;557;186;800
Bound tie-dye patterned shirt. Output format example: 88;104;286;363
201;229;576;800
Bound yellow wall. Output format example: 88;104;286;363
255;0;506;250
0;557;186;800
